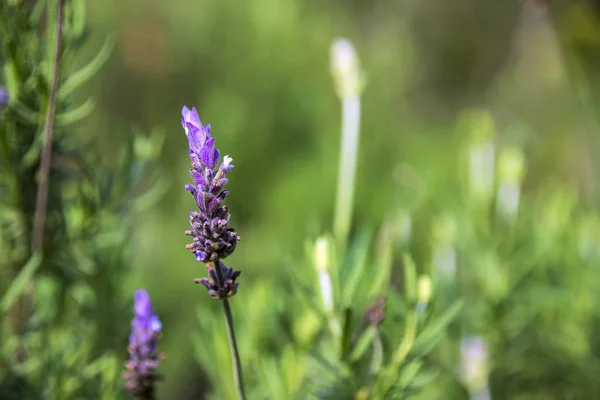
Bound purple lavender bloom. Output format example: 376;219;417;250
0;87;8;108
123;290;164;399
182;106;241;299
195;263;240;299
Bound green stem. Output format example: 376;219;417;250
391;310;417;367
214;260;246;400
333;95;361;250
374;255;419;395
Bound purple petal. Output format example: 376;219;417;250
198;192;220;214
186;122;205;153
195;251;207;262
150;315;162;332
191;170;206;187
134;290;151;316
220;155;234;172
182;106;201;129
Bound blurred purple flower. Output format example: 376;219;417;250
365;296;386;327
0;87;8;108
123;290;164;399
182;106;240;299
459;335;489;394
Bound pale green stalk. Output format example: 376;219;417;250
330;38;363;249
333;95;361;249
470;387;492;400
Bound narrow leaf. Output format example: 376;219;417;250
349;325;377;362
366;233;393;299
410;368;440;388
55;97;95;126
403;253;417;302
69;0;86;39
411;298;464;356
397;359;422;389
12;100;39;124
369;331;383;375
340;307;353;360
1;253;43;313
132;176;171;212
58;35;115;98
341;229;371;306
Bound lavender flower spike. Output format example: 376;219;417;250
182;105;241;299
123;290;164;400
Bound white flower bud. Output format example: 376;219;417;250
330;38;362;98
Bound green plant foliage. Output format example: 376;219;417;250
4;0;600;399
0;1;164;398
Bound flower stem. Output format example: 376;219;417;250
333;95;361;250
214;260;246;400
135;389;155;400
222;299;246;400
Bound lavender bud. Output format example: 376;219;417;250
123;290;164;399
365;296;386;327
330;39;363;98
195;262;240;300
313;237;334;313
416;275;432;314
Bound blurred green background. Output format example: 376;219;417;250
71;0;600;398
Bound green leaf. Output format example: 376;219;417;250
133;126;166;161
55;96;95;126
340;307;353;360
12;100;39;124
1;253;43;314
20;133;43;169
341;229;371;306
132;176;171;212
369;331;383;376
349;325;377;362
57;35;115;98
411;298;464;357
403;253;417;303
4;60;21;102
29;0;48;24
410;368;440;389
396;359;423;390
69;0;86;39
366;233;393;299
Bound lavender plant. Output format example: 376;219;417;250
1;1;165;398
123;290;164;400
398;110;600;400
181;106;245;399
190;38;463;400
295;39;464;399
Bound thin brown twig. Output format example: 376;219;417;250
32;0;64;252
16;0;65;337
